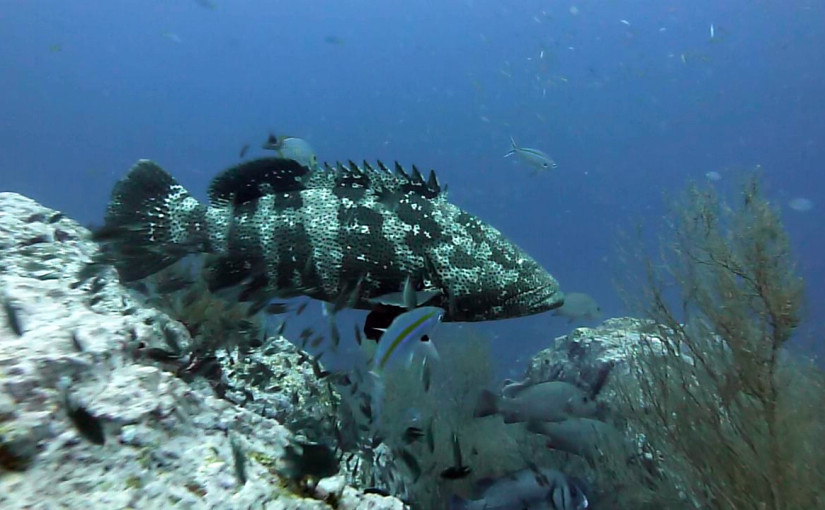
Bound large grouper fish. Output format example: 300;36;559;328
93;157;563;322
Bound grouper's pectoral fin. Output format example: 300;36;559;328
202;254;268;297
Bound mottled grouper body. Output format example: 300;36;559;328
95;157;562;321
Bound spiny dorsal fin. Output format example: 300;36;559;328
323;162;334;173
208;157;308;206
426;169;439;191
334;160;370;189
389;162;442;199
411;165;424;184
394;162;409;180
363;161;375;173
377;160;391;174
335;161;346;179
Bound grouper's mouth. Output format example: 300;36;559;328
507;284;564;315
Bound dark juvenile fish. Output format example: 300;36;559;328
19;234;50;247
88;276;106;294
54;229;73;242
246;299;268;317
92;158;562;322
70;330;84;352
265;302;289;314
328;320;340;351
397;448;422;482
180;355;221;380
143;347;181;362
425;420;435;453
162;325;182;355
281;441;338;480
309;334;325;348
308;353;331;379
274;319;287;337
402;426;424;444
154;273;193;294
441;464;472;480
63;389;105;445
2;297;23;337
363;487;391;497
230;434;247;485
440;432;471;480
359;399;373;421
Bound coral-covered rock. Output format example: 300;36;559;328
526;317;660;399
0;193;406;509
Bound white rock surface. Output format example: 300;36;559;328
0;192;406;509
525;317;659;395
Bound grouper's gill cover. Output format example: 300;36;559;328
97;157;563;321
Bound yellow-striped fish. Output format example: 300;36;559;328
373;306;443;372
366;306;443;423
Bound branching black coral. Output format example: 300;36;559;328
616;175;824;510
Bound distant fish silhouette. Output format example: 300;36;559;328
324;35;346;45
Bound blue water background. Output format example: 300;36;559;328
2;0;823;376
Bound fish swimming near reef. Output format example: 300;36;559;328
474;380;597;423
505;136;558;174
92;157;562;322
372;306;443;371
527;417;627;463
448;467;588;510
367;306;443;419
553;292;600;323
262;134;318;170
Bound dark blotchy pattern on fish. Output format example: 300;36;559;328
95;157;562;321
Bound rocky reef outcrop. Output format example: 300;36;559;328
524;317;657;395
0;192;405;509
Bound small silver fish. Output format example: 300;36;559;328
262;133;318;170
505;136;557;173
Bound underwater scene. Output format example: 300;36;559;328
1;1;824;509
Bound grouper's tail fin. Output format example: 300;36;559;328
92;160;209;282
